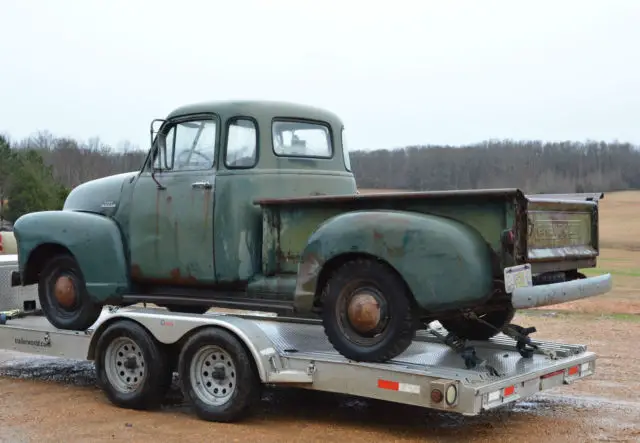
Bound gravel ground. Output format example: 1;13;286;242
0;312;639;443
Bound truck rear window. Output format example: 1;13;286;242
272;120;332;159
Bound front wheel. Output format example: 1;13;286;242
38;254;103;330
178;327;261;422
321;258;416;363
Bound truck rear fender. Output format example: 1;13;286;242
294;210;495;313
13;210;130;303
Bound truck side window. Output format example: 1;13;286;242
342;127;352;172
272;120;332;158
225;118;257;168
158;119;217;172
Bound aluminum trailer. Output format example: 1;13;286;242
0;304;597;423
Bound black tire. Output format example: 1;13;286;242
439;304;515;341
178;327;260;423
94;319;173;410
321;258;416;363
38;253;103;331
164;304;210;315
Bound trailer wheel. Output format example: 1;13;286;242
321;258;416;363
94;320;172;410
178;327;260;422
38;254;102;331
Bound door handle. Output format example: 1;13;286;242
191;181;212;189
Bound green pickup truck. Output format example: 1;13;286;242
10;100;612;363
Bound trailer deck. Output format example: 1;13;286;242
0;305;596;419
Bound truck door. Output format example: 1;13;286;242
129;115;217;285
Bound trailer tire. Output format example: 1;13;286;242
38;254;102;331
178;327;260;422
94;320;173;410
321;258;416;363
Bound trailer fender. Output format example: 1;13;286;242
294;210;495;313
13;210;129;302
86;312;289;384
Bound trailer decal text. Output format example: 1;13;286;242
14;336;51;348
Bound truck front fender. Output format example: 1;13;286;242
293;210;495;314
13;210;130;303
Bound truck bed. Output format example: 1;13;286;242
0;307;596;416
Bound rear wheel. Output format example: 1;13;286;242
439;305;515;340
439;280;515;341
321;258;416;363
94;319;173;410
38;254;103;330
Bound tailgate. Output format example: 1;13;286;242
525;197;598;262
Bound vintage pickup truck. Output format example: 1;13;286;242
9;100;613;363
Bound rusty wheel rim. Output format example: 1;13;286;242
336;282;390;346
347;291;382;334
53;275;78;310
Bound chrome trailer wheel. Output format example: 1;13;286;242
178;327;260;422
94;320;173;410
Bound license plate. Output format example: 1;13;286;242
503;264;533;293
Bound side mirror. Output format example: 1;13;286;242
149;119;165;148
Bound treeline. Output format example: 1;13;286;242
352;140;640;194
1;130;639;223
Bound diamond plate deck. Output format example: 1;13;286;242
250;320;584;384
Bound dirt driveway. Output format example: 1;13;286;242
1;312;639;443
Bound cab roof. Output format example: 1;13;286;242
165;100;344;128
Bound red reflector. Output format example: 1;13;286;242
503;385;515;396
378;379;399;391
541;369;564;379
568;366;579;375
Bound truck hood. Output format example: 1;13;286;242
63;171;138;217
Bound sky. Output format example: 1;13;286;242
1;0;639;153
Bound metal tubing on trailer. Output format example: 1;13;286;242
0;305;597;422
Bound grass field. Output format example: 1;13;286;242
359;188;640;318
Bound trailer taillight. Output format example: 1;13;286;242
445;384;458;406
